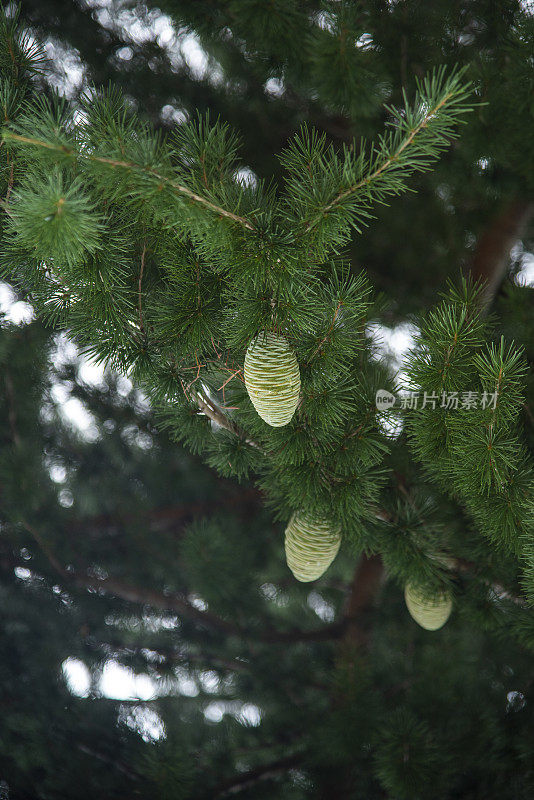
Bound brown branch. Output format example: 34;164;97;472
190;387;263;451
469;199;533;311
259;621;345;643
21;520;68;579
80;573;244;631
191;387;242;436
206;754;302;799
19;519;244;635
71;567;347;644
77;743;139;781
318;553;386;800
19;520;345;645
3;132;255;231
523;402;534;428
70;491;262;532
167;650;250;673
87;634;251;674
437;554;526;607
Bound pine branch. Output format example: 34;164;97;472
386;482;526;605
404;281;531;552
281;68;472;253
307;298;343;361
304;88;460;235
2;131;256;230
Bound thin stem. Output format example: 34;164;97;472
137;241;146;334
307;299;343;362
5;157;14;205
3;132;255;231
189;386;263;451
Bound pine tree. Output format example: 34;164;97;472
0;2;534;798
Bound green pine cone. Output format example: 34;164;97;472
404;582;452;631
284;512;341;582
244;331;300;427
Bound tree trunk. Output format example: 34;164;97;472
469;199;533;310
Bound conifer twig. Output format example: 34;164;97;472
307;298;343;361
303;85;461;235
2;131;256;230
189;387;263;451
438;554;526;607
375;493;525;606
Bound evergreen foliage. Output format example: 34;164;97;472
0;13;476;559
